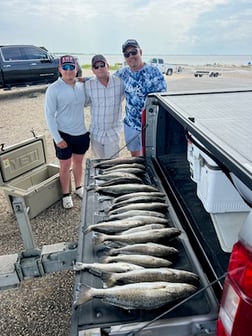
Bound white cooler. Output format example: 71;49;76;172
187;137;250;213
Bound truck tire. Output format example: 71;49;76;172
166;68;173;76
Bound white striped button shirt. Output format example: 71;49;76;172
84;75;125;144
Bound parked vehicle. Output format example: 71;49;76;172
0;45;82;89
71;89;252;335
194;70;220;77
148;57;182;75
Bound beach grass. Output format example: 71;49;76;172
81;63;122;71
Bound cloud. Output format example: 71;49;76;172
0;0;251;55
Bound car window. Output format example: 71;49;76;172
1;47;24;61
22;46;49;60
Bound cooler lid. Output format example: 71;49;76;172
0;135;48;185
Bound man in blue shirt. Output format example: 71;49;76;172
115;39;167;156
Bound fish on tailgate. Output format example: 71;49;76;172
85;216;169;234
112;191;165;203
109;195;166;211
75;281;198;310
107;210;167;220
106;242;178;257
108;202;168;215
94;156;145;168
103;254;173;268
101;267;200;287
93;228;181;245
95;183;159;195
73;261;144;275
118;223;166;235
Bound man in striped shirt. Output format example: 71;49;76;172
84;55;125;159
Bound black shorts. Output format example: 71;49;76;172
54;131;90;160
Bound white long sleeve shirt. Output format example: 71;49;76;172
84;75;125;144
45;77;87;144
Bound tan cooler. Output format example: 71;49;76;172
0;136;63;218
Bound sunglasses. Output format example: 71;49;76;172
93;63;105;70
123;49;138;58
61;64;76;71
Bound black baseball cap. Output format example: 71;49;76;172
122;39;140;52
91;54;107;67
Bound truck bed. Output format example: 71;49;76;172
71;158;218;336
144;88;252;295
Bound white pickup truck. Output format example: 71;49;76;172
148;57;182;75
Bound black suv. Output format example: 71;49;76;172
0;45;82;89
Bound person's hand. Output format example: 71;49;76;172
77;77;86;82
57;140;68;149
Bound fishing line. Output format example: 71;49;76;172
108;123;148;159
125;272;228;336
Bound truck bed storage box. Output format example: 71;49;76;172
0;136;63;218
187;139;250;213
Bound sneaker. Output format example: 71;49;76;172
74;187;84;198
62;195;73;209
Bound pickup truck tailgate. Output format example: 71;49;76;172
71;158;218;336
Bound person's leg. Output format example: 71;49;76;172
59;158;72;193
130;149;141;157
71;131;90;198
91;138;105;159
59;158;73;209
124;123;142;157
72;153;84;189
103;141;120;159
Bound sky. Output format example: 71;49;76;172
1;0;252;55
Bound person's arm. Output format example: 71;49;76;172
44;87;62;144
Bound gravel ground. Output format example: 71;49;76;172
0;86;85;336
0;68;251;336
0;72;130;335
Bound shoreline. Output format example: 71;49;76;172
1;65;252;100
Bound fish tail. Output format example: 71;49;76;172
107;248;118;256
101;256;109;263
73;262;87;271
100;246;112;256
83;227;91;234
75;284;93;306
101;272;114;287
93;232;105;245
86;184;95;191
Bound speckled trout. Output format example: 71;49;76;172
106;242;178;257
94;156;145;168
75;281;198;310
85;216;169;234
102;267;200;287
103;254;173;268
73;261;144;275
93;228;181;245
95;183;159;196
108;202;168;215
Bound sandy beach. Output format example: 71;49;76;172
0;66;251;336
